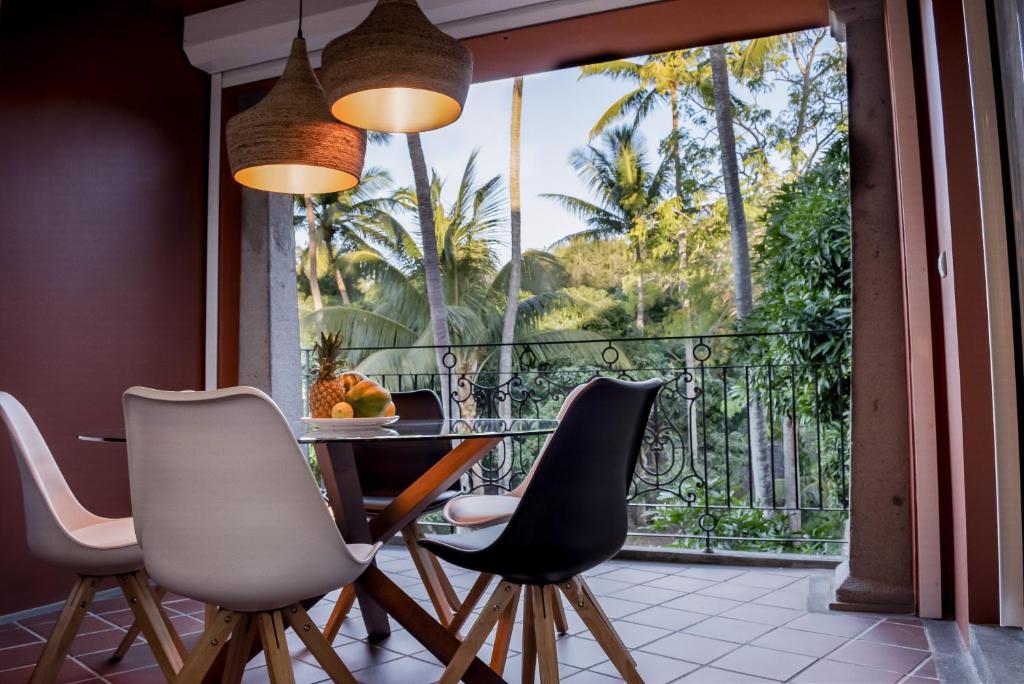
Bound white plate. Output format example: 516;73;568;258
301;415;400;430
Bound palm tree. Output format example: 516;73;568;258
303;194;323;311
407;132;453;408
295;169;409;307
499;76;525;421
543;126;668;330
305;151;607;381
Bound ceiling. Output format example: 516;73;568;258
184;0;829;87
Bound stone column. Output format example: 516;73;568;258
829;0;915;613
238;188;303;422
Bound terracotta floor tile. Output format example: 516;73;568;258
791;659;903;683
0;626;41;650
750;626;849;658
0;658;96;684
710;644;816;680
827;639;929;675
664;593;743;616
753;589;810;610
644;574;715;593
580;576;633;597
787;612;879;638
683;616;774;644
563;670;621;682
590;650;699;683
504;653;579;679
351;654;441;684
608;584;682;606
640;632;738;665
677;665;779;682
859;622;929;650
0;643;45;671
679;567;745;581
599;568;668;584
579;620;669;648
330;641;402;672
105;665;169;684
553;635;611;669
728;572;802;590
720;602;805;626
618;605;706;631
911;658;937;678
19;616;113;639
697;582;772;602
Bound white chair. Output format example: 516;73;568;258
440;382;587;635
122;386;379;683
0;392;184;684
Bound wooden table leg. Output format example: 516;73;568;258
320;442;392;640
359;566;505;684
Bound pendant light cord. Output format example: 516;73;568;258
297;0;304;38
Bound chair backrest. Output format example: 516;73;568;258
351;389;455;497
0;392;94;564
122;386;366;605
490;377;662;580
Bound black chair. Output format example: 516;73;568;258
324;389;463;635
420;377;662;683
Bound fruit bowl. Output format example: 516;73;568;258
300;415;400;430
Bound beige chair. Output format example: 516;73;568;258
0;392;184;684
440;383;587;636
122;386;379;683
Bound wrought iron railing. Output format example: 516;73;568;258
301;331;850;554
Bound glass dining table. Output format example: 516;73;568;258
80;416;557;684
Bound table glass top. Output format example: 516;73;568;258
78;418;558;444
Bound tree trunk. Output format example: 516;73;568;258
333;269;351;305
782;412;802;532
710;44;753;318
406;133;453;415
304;194;322;311
710;43;772;506
634;243;645;331
497;77;524;491
499;77;524;420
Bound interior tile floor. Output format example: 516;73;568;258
0;547;943;683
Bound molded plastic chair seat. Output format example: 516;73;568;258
441;495;518;528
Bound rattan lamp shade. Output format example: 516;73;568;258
226;37;366;194
320;0;473;133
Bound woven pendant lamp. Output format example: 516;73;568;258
320;0;473;133
226;36;366;194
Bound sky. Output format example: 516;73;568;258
362;63;672;262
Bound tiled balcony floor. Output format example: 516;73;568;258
0;547;940;683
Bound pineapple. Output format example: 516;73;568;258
309;331;348;418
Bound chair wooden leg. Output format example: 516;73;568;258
533;586;560;684
489;585;520;677
203;603;219;629
402;524;456;627
221;613;257;684
323;584;356;643
551;591;569;635
258;611;297;684
174;608;236;684
282;604;357;684
438;580;520;684
559;577;642;684
28;576;98;684
113;585;167;660
118;572;185;681
448;572;494;635
430;552;462;610
521;586;538;684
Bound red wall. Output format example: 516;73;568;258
0;0;208;614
